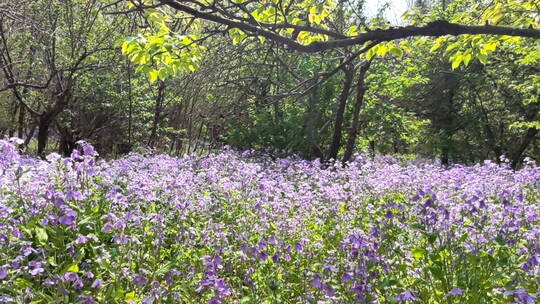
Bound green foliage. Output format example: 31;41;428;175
417;0;540;69
120;8;205;82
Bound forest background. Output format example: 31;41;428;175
0;0;538;167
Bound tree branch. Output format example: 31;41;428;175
159;0;540;53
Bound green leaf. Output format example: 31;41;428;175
158;68;169;80
483;41;498;53
463;53;472;66
451;52;464;69
412;247;427;260
446;41;460;51
149;69;159;83
346;25;358;36
155;261;176;276
66;264;79;273
35;227;48;244
477;52;488;64
389;47;404;58
376;44;389;57
430;38;444;52
125;291;136;302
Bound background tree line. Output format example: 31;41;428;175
0;0;538;167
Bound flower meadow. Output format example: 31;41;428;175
0;140;539;304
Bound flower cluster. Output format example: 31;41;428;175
0;139;538;303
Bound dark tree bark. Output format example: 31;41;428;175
342;60;371;164
17;102;25;139
327;64;354;161
306;88;324;159
37;116;51;156
36;85;72;157
148;81;166;148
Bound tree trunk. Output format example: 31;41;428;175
58;125;77;156
22;123;36;150
17;102;25;139
305;88;324;159
148;81;166;148
37;85;72;157
342;60;371;164
440;130;453;166
327;64;354;161
37;115;51;157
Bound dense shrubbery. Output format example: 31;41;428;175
0;139;539;303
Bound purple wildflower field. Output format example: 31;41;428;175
0;139;539;303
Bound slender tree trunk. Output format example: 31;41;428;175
58;125;77;156
22;122;36;150
8;98;17;137
440;130;453;166
17;100;25;139
305;88;324;159
327;64;354;161
342;60;371;164
148;81;166;148
37;115;51;157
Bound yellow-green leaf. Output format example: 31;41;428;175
125;291;136;302
483;42;498;53
446;42;460;51
430;38;445;53
67;264;79;273
389;47;404;58
463;53;472;66
346;25;358;36
412;247;427;260
149;69;159;83
35;227;48;244
451;52;463;69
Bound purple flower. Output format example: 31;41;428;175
0;268;7;280
73;278;84;289
22;247;34;256
323;283;335;297
70;149;81;159
58;210;77;226
75;236;88;244
115;220;126;230
66;190;83;201
78;141;97;156
396;290;417;302
91;279;103;289
323;263;337;272
101;222;113;233
342;272;353;282
64;272;79;282
142;298;154;304
29;267;44;276
208;297;221;304
448;288;463;296
506;289;537;304
215;278;231;297
12;229;24;238
133;274;149;287
311;274;323;289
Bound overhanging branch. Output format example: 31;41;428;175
160;0;540;53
